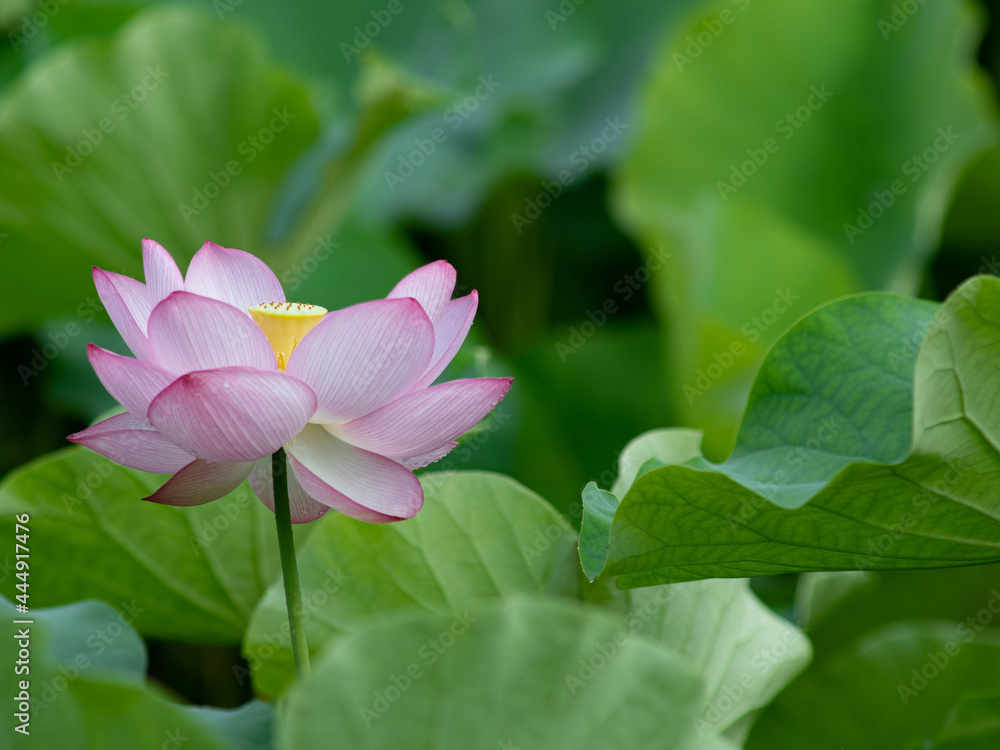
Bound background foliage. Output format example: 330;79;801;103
3;0;1000;747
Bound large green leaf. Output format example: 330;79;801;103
0;7;432;337
0;446;294;644
12;0;705;227
543;422;814;740
747;622;1000;750
244;471;580;698
582;276;1000;586
0;7;317;334
277;597;714;750
628;579;811;742
582;422;811;742
186;702;277;750
580;427;704;580
614;0;996;457
1;596;273;748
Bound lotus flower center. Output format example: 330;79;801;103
249;301;327;371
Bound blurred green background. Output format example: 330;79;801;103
6;0;1000;516
4;0;1000;734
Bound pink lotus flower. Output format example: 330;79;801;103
68;240;512;523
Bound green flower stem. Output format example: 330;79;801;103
272;448;311;679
